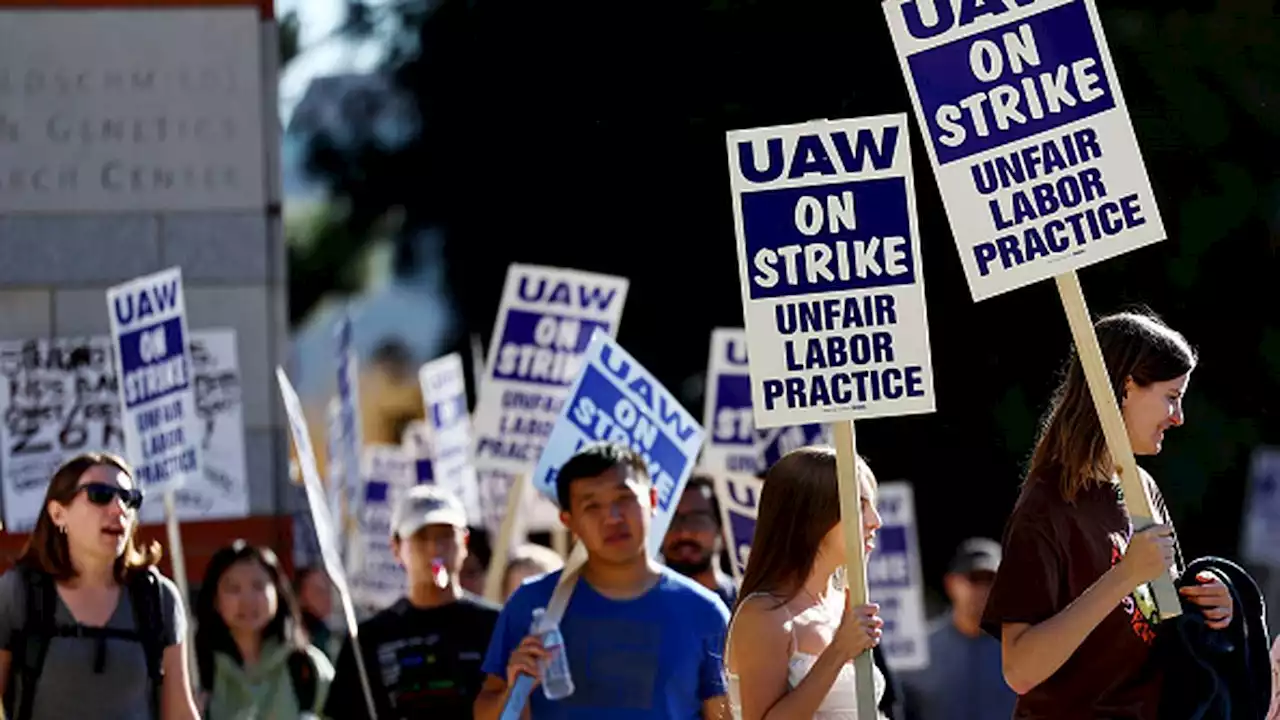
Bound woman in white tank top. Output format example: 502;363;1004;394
724;447;889;720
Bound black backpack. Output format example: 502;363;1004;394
3;565;166;720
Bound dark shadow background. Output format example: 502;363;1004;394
298;0;1279;600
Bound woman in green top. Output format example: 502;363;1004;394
195;542;334;719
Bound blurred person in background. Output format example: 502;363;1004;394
0;452;200;720
503;543;565;602
326;485;500;719
662;474;737;611
195;542;334;718
294;566;336;659
899;538;1015;720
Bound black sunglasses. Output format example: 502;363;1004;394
75;482;144;510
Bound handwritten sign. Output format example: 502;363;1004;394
715;473;762;581
106;268;200;499
472;265;629;535
531;332;705;558
883;0;1165;300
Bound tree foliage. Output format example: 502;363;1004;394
298;0;1279;579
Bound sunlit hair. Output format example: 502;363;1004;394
734;446;876;614
17;451;161;583
1028;310;1196;502
195;541;306;689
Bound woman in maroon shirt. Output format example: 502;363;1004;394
982;311;1234;718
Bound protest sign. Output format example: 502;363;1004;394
866;482;930;671
0;329;249;531
531;332;705;559
106;267;200;606
884;0;1180;619
1242;448;1280;568
726;115;936;428
419;354;483;523
472;264;629;536
106;268;201;495
714;473;762;582
349;445;415;611
726;114;937;715
277;367;378;718
702;328;830;476
702;329;760;476
883;0;1164;301
334;314;364;541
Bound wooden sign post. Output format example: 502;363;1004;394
833;421;877;711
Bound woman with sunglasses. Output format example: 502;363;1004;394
0;452;200;720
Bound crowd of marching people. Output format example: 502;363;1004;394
0;311;1278;718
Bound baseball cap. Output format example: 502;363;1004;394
948;537;1002;576
391;485;467;539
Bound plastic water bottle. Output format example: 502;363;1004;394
532;607;575;700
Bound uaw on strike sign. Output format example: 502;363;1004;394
726;115;935;428
884;0;1164;300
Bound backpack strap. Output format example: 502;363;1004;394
287;649;319;712
6;567;58;720
126;568;166;719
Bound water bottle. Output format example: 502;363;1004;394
531;607;575;700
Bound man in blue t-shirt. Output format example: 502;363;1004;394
473;442;731;719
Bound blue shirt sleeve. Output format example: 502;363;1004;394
698;595;731;701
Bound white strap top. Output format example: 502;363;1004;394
726;592;887;720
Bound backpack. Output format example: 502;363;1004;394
3;565;166;720
201;646;320;713
1157;556;1274;719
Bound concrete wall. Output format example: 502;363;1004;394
0;3;289;521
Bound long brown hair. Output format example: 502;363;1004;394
17;452;162;583
734;446;876;613
1028;310;1196;502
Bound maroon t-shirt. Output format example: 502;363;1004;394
981;471;1181;718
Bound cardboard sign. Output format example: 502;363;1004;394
530;332;705;558
757;424;833;471
105;268;200;496
349;445;415;611
0;329;249;530
702;327;831;478
418;354;482;524
471;265;629;534
866;482;930;671
883;0;1165;300
715;473;763;581
702;328;766;475
726;115;936;428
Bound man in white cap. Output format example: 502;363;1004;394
325;485;501;719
